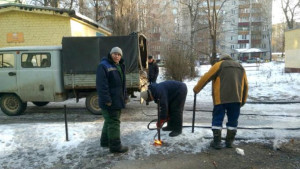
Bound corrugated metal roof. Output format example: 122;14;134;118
0;46;62;51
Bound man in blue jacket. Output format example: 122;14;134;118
96;47;128;153
140;81;187;137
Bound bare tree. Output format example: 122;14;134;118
179;0;204;76
281;0;300;29
163;42;190;82
28;0;60;7
206;0;228;65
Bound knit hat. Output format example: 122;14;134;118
110;47;123;56
219;53;231;60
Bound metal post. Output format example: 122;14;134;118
157;99;161;141
192;93;197;133
64;105;69;141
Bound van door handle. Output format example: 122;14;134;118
39;85;44;91
8;72;16;76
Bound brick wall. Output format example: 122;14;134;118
0;9;109;48
0;10;71;47
70;19;99;37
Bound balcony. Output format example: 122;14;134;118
239;4;250;9
238;31;249;35
252;22;262;26
251;39;261;44
239;13;250;17
238;40;249;43
238;22;249;26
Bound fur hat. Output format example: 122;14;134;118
110;47;123;56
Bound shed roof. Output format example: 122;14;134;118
0;46;62;51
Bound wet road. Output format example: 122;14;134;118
1;99;300;131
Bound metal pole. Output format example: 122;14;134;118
64;105;69;141
192;93;197;133
157;99;161;141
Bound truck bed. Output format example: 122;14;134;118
64;73;141;90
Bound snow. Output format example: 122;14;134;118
1;62;300;168
235;48;268;53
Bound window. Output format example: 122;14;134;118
0;53;15;68
21;53;51;68
231;45;235;49
239;44;247;48
263;34;268;39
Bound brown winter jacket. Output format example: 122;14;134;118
193;56;248;106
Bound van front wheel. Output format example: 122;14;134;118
0;94;27;116
86;92;102;115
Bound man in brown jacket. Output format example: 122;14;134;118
193;54;248;149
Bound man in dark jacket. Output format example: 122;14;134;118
140;81;187;137
148;55;159;84
96;47;128;153
193;54;248;149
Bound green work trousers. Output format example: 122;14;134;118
100;109;121;145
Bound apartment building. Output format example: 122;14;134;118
223;0;272;60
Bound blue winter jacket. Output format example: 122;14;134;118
96;54;127;110
148;80;187;119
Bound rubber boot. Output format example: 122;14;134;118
169;130;182;137
162;123;173;131
210;129;222;150
100;125;109;148
109;139;128;153
225;129;237;148
100;139;109;148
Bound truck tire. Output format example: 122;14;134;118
0;94;27;116
86;92;102;115
32;102;49;107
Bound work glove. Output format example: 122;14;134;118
193;88;199;94
156;117;169;128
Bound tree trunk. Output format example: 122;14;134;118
79;0;84;14
95;0;99;22
69;0;74;10
110;0;116;34
50;0;59;7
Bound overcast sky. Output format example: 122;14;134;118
272;0;300;24
272;0;285;24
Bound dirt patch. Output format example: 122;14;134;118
112;139;300;169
